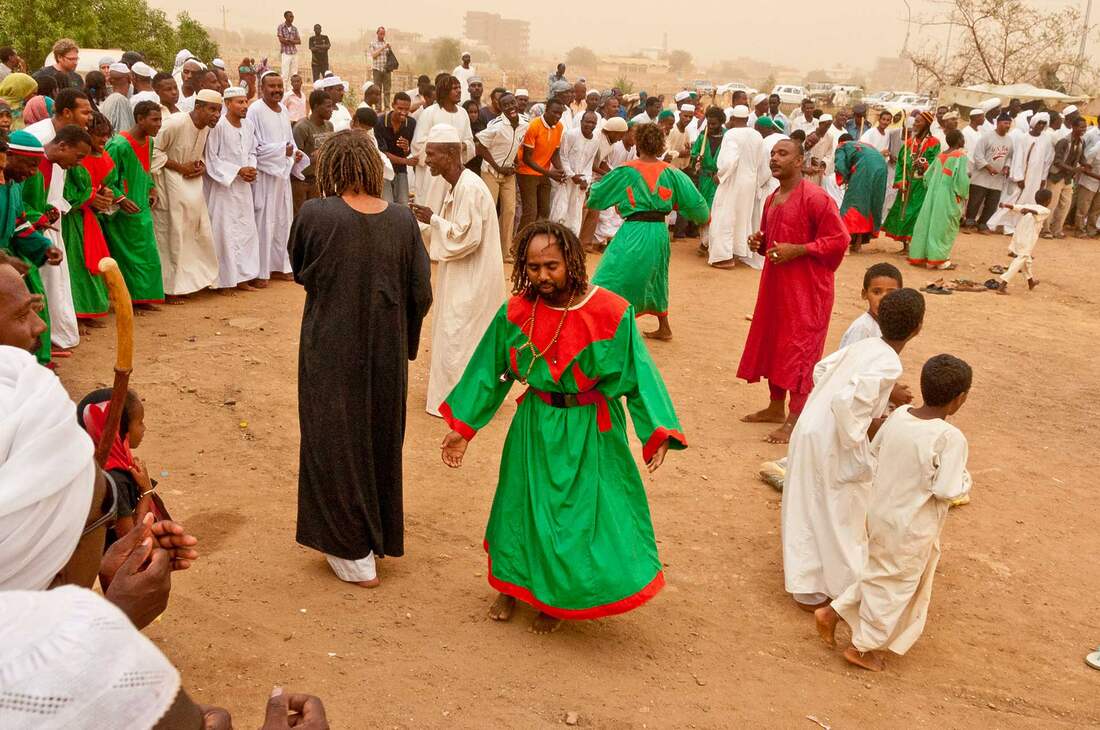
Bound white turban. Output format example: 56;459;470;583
0;586;180;727
819;114;833;122
752;93;767;105
211;58;226;70
731;104;750;119
969;108;985;117
426;124;462;144
173;49;192;70
108;62;130;75
979;97;1001;112
1030;111;1049;127
1062;104;1078;115
674;90;691;102
0;346;95;591
680;104;695;113
131;62;155;78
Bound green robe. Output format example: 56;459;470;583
101;133;164;303
0;181;52;363
441;286;685;619
907;149;971;266
882;134;940;243
690;132;723;207
587;160;709;316
835;141;888;235
61;164;110;317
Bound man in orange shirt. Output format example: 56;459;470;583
517;98;566;228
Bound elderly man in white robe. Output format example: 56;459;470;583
246;72;306;282
100;62;136;133
987;112;1053;235
150;89;222;299
549;110;601;236
204;87;262;290
409;74;475;242
410;125;505;417
708;105;769;270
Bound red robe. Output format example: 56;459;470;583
737;179;848;395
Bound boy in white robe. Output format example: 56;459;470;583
994;188;1051;294
549;111;600;236
204;87;262;290
410;125;505;417
708;105;769;269
246;72;304;281
816;354;972;672
782;288;925;610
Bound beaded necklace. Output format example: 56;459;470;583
515;287;577;384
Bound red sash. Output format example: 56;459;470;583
120;131;151;172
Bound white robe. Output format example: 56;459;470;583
100;93;135;135
859;127;895;220
452;65;476;103
330;103;352;132
203;116;262;288
821;124;846;207
752;134;788;233
150;113;219;295
426;169;505;416
832;406;971;654
409;103;475;242
709;126;769;267
549;127;599;235
24;119;79;349
987;132;1054;234
246;101;297;276
782;337;903;604
594;141;636;243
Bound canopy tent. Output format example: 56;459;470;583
939;83;1089;111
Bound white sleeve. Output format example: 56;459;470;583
930;428;971;501
203;127;240;188
429;184;485;261
715;132;740;183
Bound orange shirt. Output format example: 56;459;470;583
517;116;564;175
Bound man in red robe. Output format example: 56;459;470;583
737;138;849;443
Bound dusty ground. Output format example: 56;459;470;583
60;230;1100;728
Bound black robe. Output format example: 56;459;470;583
290;197;432;560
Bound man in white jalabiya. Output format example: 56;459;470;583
549;110;601;236
100;62;136;133
246;72;306;282
708;105;769;270
452;52;476;103
151;89;222;300
859;109;896;219
204;87;262;290
752;117;789;231
987;112;1053;235
410;125;504;417
317;75;352;132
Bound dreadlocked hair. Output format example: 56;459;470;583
315;130;383;198
510;220;588;298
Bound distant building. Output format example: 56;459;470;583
464;11;530;59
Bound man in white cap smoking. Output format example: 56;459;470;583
410;124;504;417
453;52;475;103
709;105;769;269
101;62;136;133
129;62;159;108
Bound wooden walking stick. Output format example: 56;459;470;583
93;257;134;468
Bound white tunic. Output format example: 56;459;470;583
452;65;476;102
593;141;636;243
838;311;881;350
426;169;506;416
822;124;846;207
709;126;769;267
23;119;79;349
987;132;1054;233
409;103;475;241
203;116;261;288
329;103;352;132
246;101;297;276
549;127;600;235
150;113;219;295
752;134;788;233
782;337;903;603
832;406;970;654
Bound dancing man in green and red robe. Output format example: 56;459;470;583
834;138;887;253
882;111;940;252
588;122;709;341
440;220;685;635
907;129;970;269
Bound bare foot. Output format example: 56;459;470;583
354;577;380;589
135;302;161;311
643;317;673;341
270;272;294;281
529;612;563;635
709;259;737;269
165;295;187;305
843;646;885;672
83;318;108;328
765;421;795;444
995;281;1008;295
815;605;839;647
237;282;260;292
251;278;270;289
1027;278;1040;290
741;401;786;424
488;593;516;621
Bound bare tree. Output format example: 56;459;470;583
907;0;1090;90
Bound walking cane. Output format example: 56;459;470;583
93;257;134;468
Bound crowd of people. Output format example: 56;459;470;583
1;16;1097;727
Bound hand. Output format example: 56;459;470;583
198;706;232;730
396;137;410;152
294;151;304;163
645;440;669;473
578;179;588;191
547;169;566;183
405;156;419;166
44;246;63;265
711;173;720;185
148;519;200;571
889;382;913;406
91;187;114;212
410;204;433;224
261;687;329;730
768;242;804;264
130;456;154;493
285;143;294;158
499;165;514;176
747;231;764;253
103;529;172;629
441;430;468;468
1016;180;1025;190
999;202;1011;209
119;198;140;214
570;174;585;185
45;207;61;223
149;189;159;208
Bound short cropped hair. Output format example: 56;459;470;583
308;89;329;108
392;91;411;104
1034;188;1053;206
133;100;161;119
52;39;78;61
945;129;965;148
877;288;925;341
920;354;972;406
53;88;88;116
863;262;902;290
634;123;665;157
53;124;93;148
152;72;174;87
353;106;378;128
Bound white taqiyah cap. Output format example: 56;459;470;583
195;89;223;104
515;88;528;97
131;62;155;78
1063;104;1078;115
1030;111;1049;127
212;58;226;69
602;117;628;133
362;81;377;92
680;104;695;113
108;62;130;75
752;93;767;105
731;104;750;119
969;108;985;117
586;89;600;97
818;113;833;122
461;50;471;58
426;124;462;144
223;86;247;99
674;90;691;102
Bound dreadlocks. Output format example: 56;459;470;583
510;220;588;297
314;129;384;198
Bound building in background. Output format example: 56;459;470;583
464;11;530;59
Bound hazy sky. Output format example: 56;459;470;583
148;0;926;70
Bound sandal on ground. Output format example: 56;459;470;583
950;279;987;293
921;283;953;295
989;264;1007;274
1087;647;1100;670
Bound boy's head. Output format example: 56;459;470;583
1034;188;1053;207
862;262;903;319
920;354;971;414
877;288;925;342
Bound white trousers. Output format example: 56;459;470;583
326;552;377;583
40;249;79;349
999;253;1033;284
280;53;298;82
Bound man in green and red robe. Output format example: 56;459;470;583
907;129;970;269
882;111;940;251
440;221;685;635
834;138;888;253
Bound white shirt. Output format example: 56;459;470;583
475;114;530;169
839;312;882;350
452;65;476;102
129;90;160;109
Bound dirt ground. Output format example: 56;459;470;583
59;229;1100;728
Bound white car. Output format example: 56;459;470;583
40;48;123;74
718;81;755;96
770;84;808;106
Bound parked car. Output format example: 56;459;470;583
693;80;716;96
717;81;755;96
770;84;808;106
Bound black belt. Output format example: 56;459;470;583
624;211;667;223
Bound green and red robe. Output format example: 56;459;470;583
587;160;709;317
61;152;120;318
689;132;723;208
1;181;53;363
101;133;164;304
441;286;686;620
882;134;940;243
907;148;971;267
834;140;888;235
